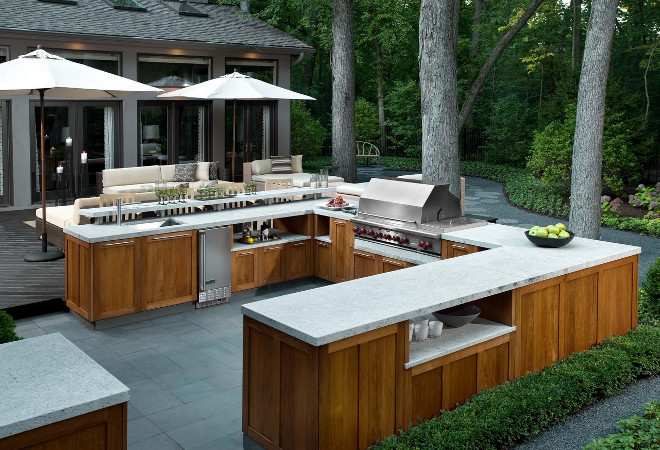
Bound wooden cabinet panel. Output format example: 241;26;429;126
65;236;92;321
442;240;481;260
477;343;509;392
247;326;277;443
598;262;634;340
330;219;353;283
560;273;598;358
260;244;286;286
92;239;138;321
353;250;379;279
314;241;331;281
319;346;359;450
231;249;259;292
380;257;408;273
411;365;443;423
442;354;477;411
518;283;560;375
285;240;313;281
139;231;196;311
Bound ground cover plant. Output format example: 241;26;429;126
583;399;660;449
372;326;660;450
639;257;660;327
0;310;21;344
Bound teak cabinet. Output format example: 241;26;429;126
352;250;413;279
314;240;331;281
260;244;286;286
232;249;260;292
441;239;483;259
330;218;354;283
66;232;198;322
285;240;313;280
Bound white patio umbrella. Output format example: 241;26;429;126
159;69;314;181
0;46;162;262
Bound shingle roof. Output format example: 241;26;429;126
0;0;312;53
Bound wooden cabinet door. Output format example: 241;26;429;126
140;231;196;311
380;257;407;273
442;240;481;259
330;219;353;283
92;238;138;321
353;250;379;279
260;244;285;286
315;241;331;281
231;249;259;292
285;240;313;280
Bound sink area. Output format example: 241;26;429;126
130;218;183;230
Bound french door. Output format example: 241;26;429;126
0;101;10;206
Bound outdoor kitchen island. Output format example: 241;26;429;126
240;223;640;450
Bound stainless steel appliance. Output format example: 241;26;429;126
352;178;487;257
198;225;232;307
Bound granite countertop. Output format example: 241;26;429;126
242;223;640;347
0;333;129;439
65;199;357;243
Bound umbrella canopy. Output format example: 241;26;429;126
0;48;163;98
158;69;315;101
0;46;162;261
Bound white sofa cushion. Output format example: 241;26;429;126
291;155;303;173
195;161;210;181
103;166;162;187
252;173;344;187
397;174;423;181
103;184;155;194
35;205;76;229
252;159;272;175
336;182;369;197
161;165;176;182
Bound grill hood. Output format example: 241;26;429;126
358;178;461;225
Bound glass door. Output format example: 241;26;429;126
0;101;10;205
140;104;169;166
78;104;120;195
177;104;208;164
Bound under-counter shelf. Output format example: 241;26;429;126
232;231;310;252
315;235;331;244
406;317;516;369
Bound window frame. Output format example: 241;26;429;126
27;46;122;75
225;58;278;85
137;53;212;88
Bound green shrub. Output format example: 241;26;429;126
600;216;660;237
385;81;422;158
301;156;332;174
374;326;660;450
291;100;326;158
639;257;660;327
355;98;380;145
0;310;20;344
484;94;536;167
584;399;660;449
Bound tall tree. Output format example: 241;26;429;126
332;0;357;182
419;0;461;196
569;0;618;239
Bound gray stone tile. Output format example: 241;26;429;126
188;431;244;450
151;368;202;390
497;218;520;224
126;379;184;416
480;199;502;204
41;321;95;342
166;411;242;449
97;356;149;385
16;327;48;339
147;392;237;433
187;360;238;382
123;348;184;378
14;320;43;332
129;433;183;450
127;402;144;421
128;417;162;444
73;337;119;362
102;338;154;356
168;380;220;404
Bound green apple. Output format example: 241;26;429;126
547;225;560;235
555;223;566;232
547;233;558;239
528;229;538;236
535;228;548;238
558;230;570;238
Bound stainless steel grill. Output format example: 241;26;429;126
352;178;487;256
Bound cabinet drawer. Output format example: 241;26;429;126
380;257;408;273
353;250;379;279
285;240;313;280
442;240;483;259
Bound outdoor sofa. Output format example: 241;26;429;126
242;155;344;189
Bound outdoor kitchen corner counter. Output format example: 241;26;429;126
0;333;129;448
240;223;641;450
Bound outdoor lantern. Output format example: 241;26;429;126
80;150;87;164
65;136;72;147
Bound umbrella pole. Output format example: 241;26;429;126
232;99;236;182
25;89;64;262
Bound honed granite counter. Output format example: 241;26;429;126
64;199;356;244
241;223;640;346
0;333;129;439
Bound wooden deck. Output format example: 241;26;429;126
0;209;65;310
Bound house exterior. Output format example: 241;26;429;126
0;0;313;207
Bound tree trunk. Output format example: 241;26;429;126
458;0;545;131
375;41;387;155
332;0;357;183
470;0;483;57
240;0;250;14
419;0;461;197
572;0;582;70
569;0;618;240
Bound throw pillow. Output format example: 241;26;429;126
271;156;293;174
209;161;219;180
195;161;210;181
173;163;197;182
176;182;190;188
252;159;272;175
291;155;303;173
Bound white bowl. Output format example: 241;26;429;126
414;323;429;341
429;320;443;337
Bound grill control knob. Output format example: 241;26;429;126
418;241;424;247
386;235;392;240
376;232;383;238
359;229;366;234
393;236;401;242
352;227;358;233
401;237;409;244
366;230;373;236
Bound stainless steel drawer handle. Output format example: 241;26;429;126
353;251;373;258
103;240;133;247
266;247;281;251
238;251;253;256
153;233;190;241
452;244;467;250
317;243;328;247
382;259;404;266
293;242;306;247
333;221;344;225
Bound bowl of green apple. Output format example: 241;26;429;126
525;223;574;248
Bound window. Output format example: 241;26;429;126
226;59;277;84
138;55;211;88
161;0;208;17
38;0;77;5
0;101;10;205
106;0;147;11
0;47;8;64
29;48;120;75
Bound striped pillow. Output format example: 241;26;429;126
271;156;293;174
